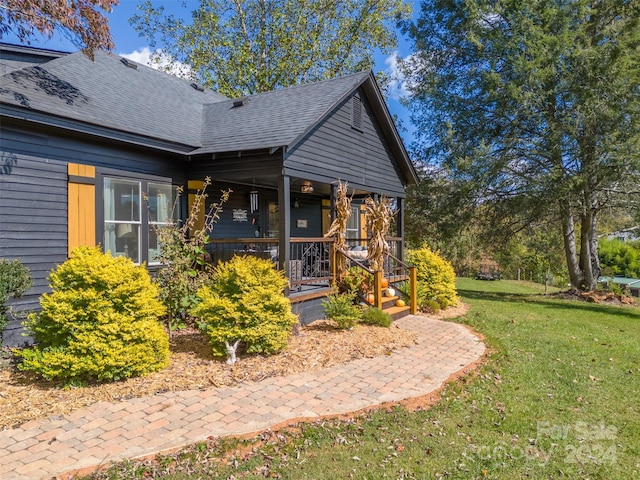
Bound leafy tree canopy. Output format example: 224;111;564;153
404;0;640;290
131;0;412;97
0;0;117;58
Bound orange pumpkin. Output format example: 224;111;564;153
396;299;406;307
381;278;389;289
365;293;375;304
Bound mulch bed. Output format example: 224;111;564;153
0;321;417;430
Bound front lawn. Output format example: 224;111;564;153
88;279;640;479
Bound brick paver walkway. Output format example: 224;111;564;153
0;315;485;479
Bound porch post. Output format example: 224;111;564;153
330;183;337;223
278;174;291;295
397;197;404;261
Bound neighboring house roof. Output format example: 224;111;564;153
600;276;640;287
0;43;68;75
0;44;418;185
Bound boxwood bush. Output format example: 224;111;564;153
191;255;298;358
18;247;169;384
407;245;458;310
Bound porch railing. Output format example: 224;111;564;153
334;247;416;314
206;237;332;291
383;252;417;314
206;237;414;312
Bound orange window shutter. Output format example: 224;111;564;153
188;180;206;234
67;163;96;256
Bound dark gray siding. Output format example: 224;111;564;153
0;123;188;346
290;195;322;238
205;182;323;239
291;297;325;325
285;88;407;197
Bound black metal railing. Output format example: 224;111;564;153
206;237;333;291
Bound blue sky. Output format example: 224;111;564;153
5;0;416;144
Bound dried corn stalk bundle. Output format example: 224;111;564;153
324;180;352;278
365;196;393;272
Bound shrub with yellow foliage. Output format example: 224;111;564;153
191;255;298;360
18;247;169;384
407;245;458;310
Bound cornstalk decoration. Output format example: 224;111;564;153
324;180;352;279
365;195;393;272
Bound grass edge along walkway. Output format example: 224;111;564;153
83;279;639;480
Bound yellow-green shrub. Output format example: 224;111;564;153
191;255;298;358
407;245;458;309
18;247;169;384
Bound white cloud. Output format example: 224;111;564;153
384;52;411;101
119;47;192;79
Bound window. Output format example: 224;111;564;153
346;205;360;239
104;178;141;263
148;182;179;264
267;201;279;238
102;175;177;265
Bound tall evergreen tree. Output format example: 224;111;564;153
405;0;640;290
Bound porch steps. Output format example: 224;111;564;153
380;295;411;321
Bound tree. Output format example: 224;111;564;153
404;0;640;290
0;0;117;58
131;0;411;97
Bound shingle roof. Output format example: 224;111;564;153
0;46;416;184
0;49;227;147
194;71;370;154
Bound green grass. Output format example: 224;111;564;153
88;279;640;479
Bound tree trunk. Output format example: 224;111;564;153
561;205;582;289
579;208;600;291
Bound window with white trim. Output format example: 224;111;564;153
102;176;178;265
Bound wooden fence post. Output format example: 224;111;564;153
374;269;383;309
410;266;417;314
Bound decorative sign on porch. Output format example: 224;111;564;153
232;209;248;222
296;219;308;228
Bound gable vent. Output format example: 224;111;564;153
351;94;362;131
120;58;138;69
191;83;205;92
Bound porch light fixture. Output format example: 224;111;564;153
300;180;314;194
250;190;259;213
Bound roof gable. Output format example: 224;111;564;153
195;71;369;154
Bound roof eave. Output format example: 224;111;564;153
1;103;198;155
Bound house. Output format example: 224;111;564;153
0;43;419;346
598;276;640;297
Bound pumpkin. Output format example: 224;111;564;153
365;293;375;304
381;277;389;289
396;299;405;307
385;287;396;297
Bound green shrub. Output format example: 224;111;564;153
341;267;373;296
0;258;33;339
422;299;441;314
407;245;458;310
18;247;169;384
322;291;362;330
191;255;298;358
359;307;392;327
